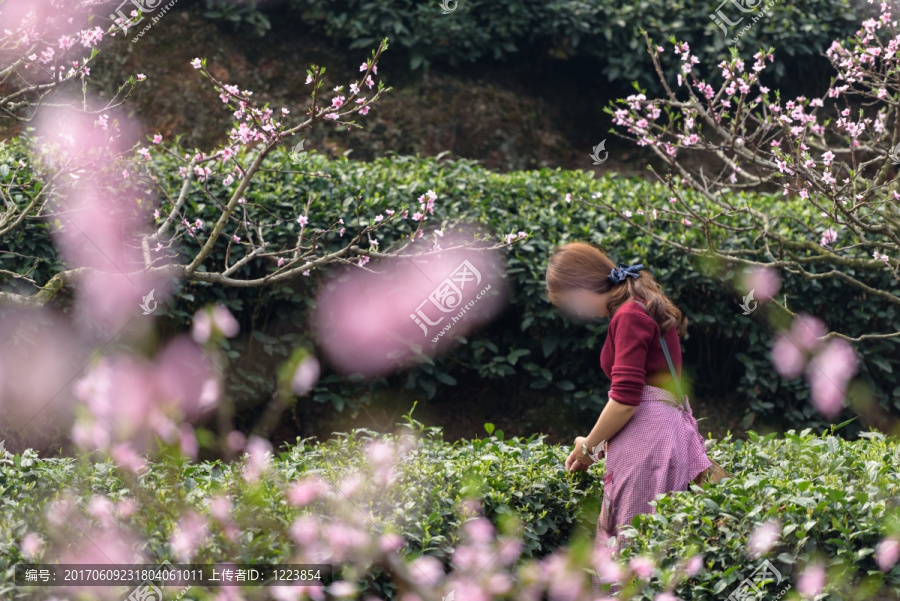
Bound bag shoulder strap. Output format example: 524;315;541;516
632;300;687;411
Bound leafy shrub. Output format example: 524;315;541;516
1;421;898;600
3;145;899;435
202;0;873;93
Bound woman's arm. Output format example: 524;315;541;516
573;396;636;464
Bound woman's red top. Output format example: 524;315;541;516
599;297;682;406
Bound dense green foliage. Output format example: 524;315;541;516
1;420;898;599
203;0;872;92
2;143;899;435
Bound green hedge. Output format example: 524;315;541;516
203;0;872;92
1;420;898;600
2;144;899;436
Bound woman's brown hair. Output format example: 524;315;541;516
545;241;688;337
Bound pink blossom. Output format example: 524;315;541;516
179;424;199;459
790;314;828;352
20;533;44;559
290;515;319;546
807;338;858;418
797;562;825;597
876;537;900;572
170;511;209;561
226;430;246;451
379;532;406;553
686;554;703;577
743;266;781;302
291;355;320;396
629;555;655;580
748;520;781;558
287;476;326;507
820;228;838;246
212;304;240;337
209;495;232;522
242;435;273;483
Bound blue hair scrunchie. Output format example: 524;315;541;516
607;262;644;285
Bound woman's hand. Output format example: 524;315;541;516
565;447;592;472
566;440;595;472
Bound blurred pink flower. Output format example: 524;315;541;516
876;537;900;572
287;476;326;507
748;520;781;558
686;554;703;577
378;532;406;554
179;425;199;459
592;547;623;584
226;430;246;452
312;227;508;378
289;515;319;546
208;495;232;522
154;336;220;420
193;305;240;343
497;537;523;566
170;510;209;561
486;572;513;595
629;555;655;580
212;304;240;337
462;517;495;544
742;266;781;302
407;556;444;587
807;338;858;419
291;355;321;396
33;101;169;337
87;495;115;528
365;440;395;468
242;435;272;483
771;334;806;378
20;533;44;559
109;443;147;473
797;562;825;597
790;314;827;352
115;498;137;520
59;525;144;566
772;313;828;379
71;336;219;457
192;310;213;344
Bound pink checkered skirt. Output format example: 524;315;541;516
591;385;712;597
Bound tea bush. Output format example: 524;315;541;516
2;142;899;436
203;0;872;93
1;420;898;599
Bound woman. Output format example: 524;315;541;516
545;241;712;596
